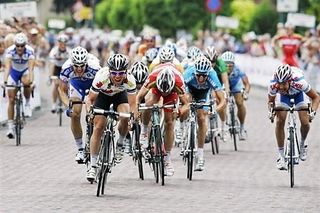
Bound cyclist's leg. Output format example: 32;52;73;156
51;66;61;112
21;70;32;104
215;90;227;140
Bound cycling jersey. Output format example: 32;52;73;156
228;65;247;93
91;67;136;96
49;46;70;67
60;56;100;100
268;67;310;96
144;63;185;111
6;44;35;72
276;34;302;67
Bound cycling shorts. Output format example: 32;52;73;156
94;90;128;111
276;91;309;110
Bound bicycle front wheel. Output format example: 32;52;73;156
210;116;219;155
230;106;238;151
289;128;295;188
187;122;195;180
133;123;144;180
15;100;22;146
155;127;165;185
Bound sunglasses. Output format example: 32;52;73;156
110;71;126;76
15;44;25;48
73;64;86;68
196;73;208;78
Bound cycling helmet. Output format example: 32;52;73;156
159;46;175;63
57;34;68;43
145;48;158;63
131;61;149;84
195;57;212;74
187;46;201;61
274;64;292;83
156;68;175;93
221;51;235;63
204;46;219;62
14;33;28;45
71;46;88;65
107;54;129;71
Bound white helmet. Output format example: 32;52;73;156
131;61;149;84
71;46;88;65
14;33;28;45
156;67;175;93
275;64;292;83
107;54;129;71
57;34;68;43
195;57;212;74
221;51;235;63
204;46;219;62
187;46;201;61
145;48;158;63
159;46;175;63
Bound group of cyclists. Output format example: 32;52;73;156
1;25;319;184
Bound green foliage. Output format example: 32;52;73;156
250;0;278;36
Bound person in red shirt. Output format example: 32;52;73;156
136;63;189;176
272;23;303;67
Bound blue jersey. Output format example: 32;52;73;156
228;65;246;93
60;56;101;92
183;65;223;92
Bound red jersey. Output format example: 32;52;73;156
277;34;302;67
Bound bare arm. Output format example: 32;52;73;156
28;58;35;83
136;86;149;105
306;89;320;112
4;58;12;82
86;90;98;112
214;90;226;113
128;92;137;113
242;75;250;93
58;80;69;107
220;72;230;94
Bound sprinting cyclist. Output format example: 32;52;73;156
184;57;226;171
204;46;230;141
268;64;319;170
221;51;250;140
136;63;189;176
149;46;183;72
2;33;35;138
59;46;100;164
141;48;158;69
85;54;137;182
181;46;202;69
48;34;70;113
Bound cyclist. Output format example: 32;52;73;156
85;54;137;182
48;34;70;113
149;46;183;72
268;64;319;170
184;57;226;171
141;48;158;69
2;33;35;138
136;63;189;176
204;46;230;141
181;46;202;69
272;23;303;67
59;46;100;164
221;51;250;140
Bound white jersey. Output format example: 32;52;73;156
268;67;311;96
5;44;35;72
91;67;136;96
49;46;71;67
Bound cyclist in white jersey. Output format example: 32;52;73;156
2;33;35;139
59;46;101;164
268;65;319;170
85;54;137;182
48;34;70;113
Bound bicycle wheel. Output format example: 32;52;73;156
58;101;63;127
133;123;144;180
84;122;93;169
15;99;21;146
149;129;159;183
210;115;219;155
96;132;111;196
229;105;238;151
101;133;113;195
155;126;165;185
289;128;294;188
187;121;195;180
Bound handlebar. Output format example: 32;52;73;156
92;108;132;118
138;103;177;111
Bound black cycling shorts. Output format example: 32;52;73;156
188;85;210;102
94;90;129;111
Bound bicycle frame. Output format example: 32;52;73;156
228;93;240;151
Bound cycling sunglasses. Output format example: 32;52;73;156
15;44;25;48
110;71;126;76
73;63;86;68
195;73;208;78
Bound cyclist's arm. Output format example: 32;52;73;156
128;92;137;113
28;58;36;83
214;90;226;113
268;94;276;110
221;72;229;94
178;93;190;120
306;89;320;112
86;89;98;112
4;57;12;82
242;75;250;93
136;86;149;105
58;80;69;107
